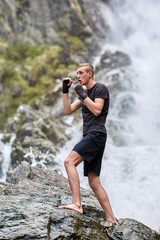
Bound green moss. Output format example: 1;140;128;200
16;0;24;5
0;54;5;59
29;95;40;106
59;32;87;55
0;63;16;83
14;122;23;132
44;44;63;59
71;0;82;14
69;36;87;54
0;39;79;131
39;76;52;88
8;107;18;116
0;38;7;43
0;113;7;129
5;42;42;62
7;75;24;83
68;63;77;71
3;186;11;195
49;64;68;78
23;84;44;97
8;94;28;103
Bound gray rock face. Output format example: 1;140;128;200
0;0;109;57
0;162;159;239
6;104;69;169
95;50;137;146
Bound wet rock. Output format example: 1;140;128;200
0;163;159;240
107;218;160;240
95;50;137;146
11;161;32;184
6;104;68;168
96;51;131;72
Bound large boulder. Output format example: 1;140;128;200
0;162;159;239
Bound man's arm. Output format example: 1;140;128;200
74;84;105;117
83;97;105;117
62;78;82;115
63;95;81;115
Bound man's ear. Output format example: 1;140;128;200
88;71;93;77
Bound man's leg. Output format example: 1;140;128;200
59;151;84;214
88;172;117;223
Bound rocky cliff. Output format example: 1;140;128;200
0;161;159;240
0;0;110;57
0;0;111;129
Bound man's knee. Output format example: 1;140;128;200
64;151;83;169
64;157;71;169
88;173;100;191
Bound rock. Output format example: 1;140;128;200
5;104;69;169
0;163;159;239
0;0;110;58
95;50;137;146
11;161;32;184
107;218;160;240
6;104;44;133
96;51;131;72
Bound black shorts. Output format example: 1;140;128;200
73;131;107;177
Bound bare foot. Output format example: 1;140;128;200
59;204;83;214
105;218;118;224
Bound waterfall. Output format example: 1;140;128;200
55;0;160;232
0;134;15;182
107;0;160;146
100;0;160;231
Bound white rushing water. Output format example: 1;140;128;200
102;1;160;231
0;134;15;182
56;0;160;232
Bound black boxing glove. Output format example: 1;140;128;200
74;84;87;100
62;79;70;94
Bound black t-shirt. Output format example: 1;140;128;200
81;83;109;136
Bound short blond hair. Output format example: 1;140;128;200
78;63;94;76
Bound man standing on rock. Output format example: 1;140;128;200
60;63;117;224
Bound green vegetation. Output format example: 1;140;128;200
0;38;83;130
59;31;87;55
71;0;82;14
5;42;41;62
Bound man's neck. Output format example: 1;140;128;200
85;78;96;90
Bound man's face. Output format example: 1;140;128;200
76;67;91;85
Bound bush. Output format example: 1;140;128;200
5;42;41;62
0;64;16;83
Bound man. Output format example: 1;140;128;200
59;63;117;224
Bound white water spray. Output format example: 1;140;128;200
99;0;160;231
106;0;160;145
0;134;15;182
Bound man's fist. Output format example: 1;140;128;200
74;84;87;100
62;78;72;93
